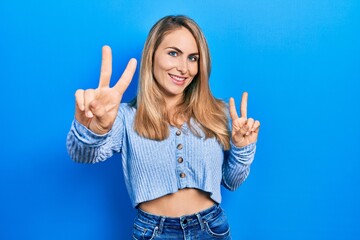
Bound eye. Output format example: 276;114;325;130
168;51;178;57
188;55;199;62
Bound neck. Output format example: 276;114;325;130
164;95;182;112
164;95;186;126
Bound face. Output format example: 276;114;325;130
153;27;199;104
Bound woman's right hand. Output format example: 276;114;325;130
74;45;137;135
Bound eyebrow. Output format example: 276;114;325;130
166;47;199;56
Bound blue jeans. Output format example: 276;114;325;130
132;204;231;239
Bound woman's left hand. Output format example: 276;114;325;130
229;92;260;148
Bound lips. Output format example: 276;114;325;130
169;73;187;85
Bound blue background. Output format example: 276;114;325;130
1;0;359;239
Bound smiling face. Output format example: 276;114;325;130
153;27;199;106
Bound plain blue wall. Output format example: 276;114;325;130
1;0;359;239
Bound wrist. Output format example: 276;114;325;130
88;121;110;135
231;136;247;148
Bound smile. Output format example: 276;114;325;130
169;73;186;82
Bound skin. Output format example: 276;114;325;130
153;27;199;113
229;93;261;148
74;30;260;217
74;46;137;135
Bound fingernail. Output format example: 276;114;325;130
87;111;93;118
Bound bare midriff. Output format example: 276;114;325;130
138;188;216;217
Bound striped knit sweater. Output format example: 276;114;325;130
66;103;256;208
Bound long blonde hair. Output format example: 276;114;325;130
131;15;230;149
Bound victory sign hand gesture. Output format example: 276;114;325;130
74;46;137;134
229;92;260;148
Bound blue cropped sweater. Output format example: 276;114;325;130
66;103;256;207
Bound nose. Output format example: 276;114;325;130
176;57;188;74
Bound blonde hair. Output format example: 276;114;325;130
131;15;230;149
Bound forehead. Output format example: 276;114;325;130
159;27;198;53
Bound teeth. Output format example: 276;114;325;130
169;74;186;81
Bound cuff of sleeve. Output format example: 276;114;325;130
72;119;112;146
230;141;256;154
229;141;256;165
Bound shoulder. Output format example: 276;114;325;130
117;102;137;119
120;102;136;112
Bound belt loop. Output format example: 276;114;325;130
196;213;204;230
158;216;166;234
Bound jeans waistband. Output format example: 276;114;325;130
136;204;221;232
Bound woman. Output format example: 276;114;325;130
67;15;260;239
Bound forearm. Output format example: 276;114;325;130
66;115;123;164
222;142;256;191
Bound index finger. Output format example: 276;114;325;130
98;45;112;88
240;92;248;119
229;97;239;120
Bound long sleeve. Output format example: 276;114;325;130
66;110;125;164
221;141;256;191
